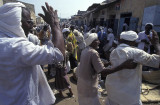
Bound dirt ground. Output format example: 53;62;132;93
44;67;160;105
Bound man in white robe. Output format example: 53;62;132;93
103;28;115;52
136;23;153;53
105;30;160;105
0;2;65;105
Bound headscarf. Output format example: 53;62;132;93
0;2;26;38
73;29;79;36
73;30;86;50
120;31;138;41
85;33;98;47
62;28;70;33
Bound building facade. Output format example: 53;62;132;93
80;0;160;35
71;10;87;27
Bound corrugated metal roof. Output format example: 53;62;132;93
94;0;120;12
82;0;119;16
87;3;100;11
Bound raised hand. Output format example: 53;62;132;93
38;2;65;56
38;2;59;28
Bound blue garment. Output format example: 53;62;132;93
97;31;107;41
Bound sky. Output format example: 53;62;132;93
18;0;105;18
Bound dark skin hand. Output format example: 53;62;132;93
38;2;65;56
101;59;137;77
104;62;111;67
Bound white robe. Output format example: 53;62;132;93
28;33;40;45
105;44;160;105
103;33;114;52
0;3;63;105
0;33;63;105
136;31;152;53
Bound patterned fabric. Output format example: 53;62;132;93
67;32;78;60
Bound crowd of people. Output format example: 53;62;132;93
0;2;160;105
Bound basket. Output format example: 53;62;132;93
142;70;160;84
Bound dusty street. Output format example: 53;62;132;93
44;67;160;105
46;71;106;105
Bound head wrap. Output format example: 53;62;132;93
62;28;70;33
108;28;113;33
85;33;98;47
120;31;138;41
73;29;79;36
0;2;26;37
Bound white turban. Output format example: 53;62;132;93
0;2;26;38
108;28;113;33
85;33;98;47
62;28;70;33
120;31;138;41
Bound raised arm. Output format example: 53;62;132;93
151;30;160;55
38;2;65;56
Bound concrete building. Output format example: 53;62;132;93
71;10;87;26
81;0;160;35
3;0;36;24
83;3;100;27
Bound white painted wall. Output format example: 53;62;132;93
142;5;160;32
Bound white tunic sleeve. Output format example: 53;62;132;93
11;38;64;66
133;49;160;68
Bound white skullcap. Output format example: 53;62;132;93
120;31;138;41
145;23;153;27
62;28;70;33
108;28;113;33
85;33;98;47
